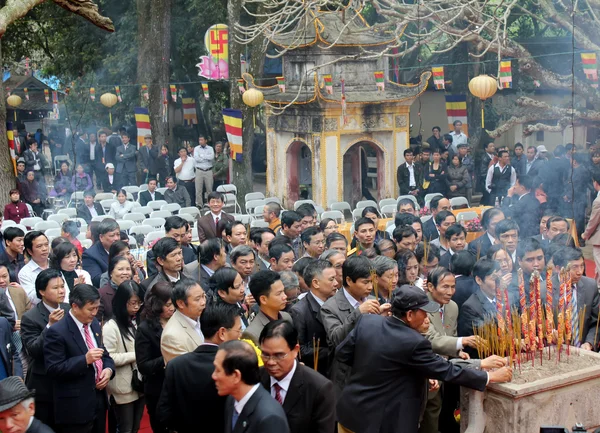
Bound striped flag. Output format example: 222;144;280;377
581;53;598;88
499;61;513;89
115;86;122;102
182;98;198;125
135;107;152;148
445;94;468;135
324;74;333;94
170;85;177;102
223;108;243;162
277;77;285;93
432;66;445;90
374;71;384;91
141;85;149;101
201;82;209;100
90;87;95;101
44;89;49;103
6;121;15;175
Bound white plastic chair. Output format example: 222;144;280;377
246;199;265;215
156;187;168;195
380;204;397;218
321;210;344;223
0;220;16;230
264;197;281;205
352;209;363;221
137;206;152;216
116;220;135;232
457;211;478;223
424;193;444;204
145;230;165;246
68;191;85;206
245;192;265;203
379;198;397;209
20;217;43;229
77;233;88;242
223;193;242;214
253;205;265;218
450;196;470;209
237;214;253;225
123;213;146;224
122;186;140;195
57;208;78;218
216;184;237;195
179;207;201;218
143;218;166;229
128;236;138;247
132;201;142;209
178;213;196;224
139;184;149;192
2;224;26;234
34;220;60;232
94;193;114;202
100;199;117;212
191;227;199;242
356;200;378;211
329;202;352;218
130;225;154;237
293;200;316;211
80;239;93;249
45;228;62;238
161;203;181;214
91;215;111;222
47;214;69;224
148;200;168;211
250;220;269;228
150;210;171;219
70;217;88;227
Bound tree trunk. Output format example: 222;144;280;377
0;40;15;201
136;0;171;150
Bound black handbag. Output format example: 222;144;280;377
120;329;145;393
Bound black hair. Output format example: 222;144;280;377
393;226;417;243
450;250;476;275
24;231;47;258
259;320;298;350
342;256;372;287
141;281;172;322
374;239;397;256
403;148;413;157
210;267;240;295
296;203;316;218
481;208;504;231
397;199;416;212
516;237;543;260
354;217;375;231
430;196;446;212
35;268;64;300
230;245;254;264
199;238;224;265
428;266;454;287
249;227;274;246
164;216;187;233
434;210;455;226
153;237;180;261
97;218;120;236
325;232;347;248
546;216;570;230
112;280;143;339
444;224;467;241
514;142;524;149
443;134;453;144
88;221;100;243
268;241;293;261
552;247;584;269
301;226;321;245
415;242;440;263
70;284;100;308
200;303;240;339
49;241;78;270
219;340;260;385
302;259;332;288
172;278;202;309
551;233;576;247
319;218;335;232
472;258;500;282
292;257;314;277
207;192;224;203
496;219;520;237
396;248;417;285
516;174;533;191
497;150;509;158
248;270;281;306
361;206;379;218
281;211;302;230
486;244;508;261
3;227;24;244
224;220;245;237
108;240;129;263
394;212;418;228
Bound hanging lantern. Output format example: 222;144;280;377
7;95;22;122
468;75;497;128
100;93;118;126
242;88;264;107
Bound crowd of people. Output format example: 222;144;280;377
0;124;598;433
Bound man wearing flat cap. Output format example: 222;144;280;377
335;285;513;433
0;376;54;433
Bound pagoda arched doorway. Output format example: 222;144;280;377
342;140;385;207
286;140;312;204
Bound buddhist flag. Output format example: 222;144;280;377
223;108;243;162
23;88;29;100
162;88;168;122
6;121;15;175
237;79;245;94
581;53;598;88
374;71;384;91
277;77;285;93
341;78;347;124
170;85;177;102
445;94;468;135
182;98;198;125
90;87;95;101
432;66;445;90
44;89;49;103
201;82;210;100
134;107;151;148
141;85;149;101
499;60;513;89
323;74;333;94
115;86;122;102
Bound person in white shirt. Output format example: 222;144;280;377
449;120;468;153
193;136;215;208
109;189;135;220
18;231;50;304
485;150;516;205
174;147;196;206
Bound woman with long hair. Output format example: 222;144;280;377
49;241;91;303
319;218;339;238
97;256;133;322
425;149;448;195
395;248;422;289
135;282;175;433
99;241;145;287
103;281;145;433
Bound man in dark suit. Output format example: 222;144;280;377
184;238;227;292
423;196;451;242
93;131;114;189
250;228;275;271
213;340;290;433
0;376;55;433
336;285;511;433
115;132;137;188
538;146;568;212
552;248;600;350
21;268;70;429
0;317;14;378
158;303;242;433
197;192;235;243
478;142;495;205
146;216;194;278
139;178;164;207
397;148;423;198
467;208;504;259
289;260;337;376
44;284;115;433
501;174;540;238
524;145;544;180
76;191;105;225
258;321;335;433
82;219;120;287
138;135;159;183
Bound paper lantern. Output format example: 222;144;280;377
242;88;264;107
100;93;118;108
6;95;22;107
468;75;498;128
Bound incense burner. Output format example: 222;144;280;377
460;347;600;433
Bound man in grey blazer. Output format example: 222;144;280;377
215;340;289;433
245;271;293;341
319;256;390;398
115;132;137;187
582;174;600;284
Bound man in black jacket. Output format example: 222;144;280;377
478;142;495;205
76;191;105;224
467;208;504;259
397;148;423;198
158;303;242;433
336;285;512;433
0;376;55;433
139;135;159;183
259;321;335;433
139;178;164;207
501;174;540;238
423;196;451;242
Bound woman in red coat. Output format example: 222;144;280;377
3;189;29;224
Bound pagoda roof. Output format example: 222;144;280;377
4;75;55;112
268;9;397;49
245;71;432;106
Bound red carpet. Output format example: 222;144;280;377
139;409;151;433
586;258;596;280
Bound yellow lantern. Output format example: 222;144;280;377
7;95;22;122
100;93;118;126
242;88;264;107
468;75;498;128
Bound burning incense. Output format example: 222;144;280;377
370;268;379;301
534;271;544;351
313;337;320;371
545;268;555;344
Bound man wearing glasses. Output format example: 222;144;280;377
158;303;243;433
258;320;335;433
300;227;325;259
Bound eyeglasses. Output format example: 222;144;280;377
127;300;144;307
260;351;293;362
227;327;243;335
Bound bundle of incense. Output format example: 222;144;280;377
529;275;537;344
565;274;573;347
504;290;515;365
518;269;526;313
312;337;320;372
545;268;555;344
495;283;506;342
534;271;544;350
522;309;530;351
370;269;379;301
